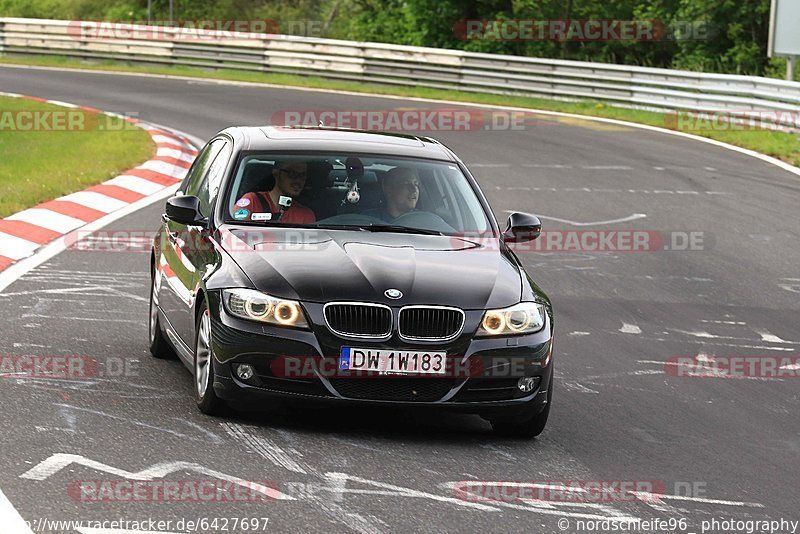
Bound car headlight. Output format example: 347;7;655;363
223;288;309;329
477;302;546;336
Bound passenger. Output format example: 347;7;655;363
236;160;316;224
364;167;420;222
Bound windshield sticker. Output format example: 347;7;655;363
236;197;251;207
251;212;273;221
233;208;250;220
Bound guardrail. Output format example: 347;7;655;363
1;17;798;130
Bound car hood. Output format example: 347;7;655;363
220;227;522;309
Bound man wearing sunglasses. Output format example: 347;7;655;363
237;160;316;224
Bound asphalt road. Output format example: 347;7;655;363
1;65;799;534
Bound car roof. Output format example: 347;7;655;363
222;126;458;161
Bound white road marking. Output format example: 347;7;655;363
327;473;499;512
156;147;196;162
568;331;591;336
105;175;165;195
477;444;518;462
507;210;647;227
19;453;292;500
138;159;186;178
0;286;145;301
39;99;77;108
59;191;128;213
6;209;86;233
0;233;40;260
778;279;800;294
313;499;386;534
497;186;729;195
630;491;762;508
178;420;224;444
522;164;570;168
753;329;790;343
562;381;600;394
619;322;642;334
672;328;799;345
581;165;632;170
54;404;209;441
701;320;746;325
150;134;193;147
0;486;33;534
221;422;309;474
22;314;140;323
695;352;714;362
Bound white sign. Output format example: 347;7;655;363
769;0;800;56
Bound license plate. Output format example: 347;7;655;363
340;347;446;375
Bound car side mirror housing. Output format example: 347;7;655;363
502;212;541;243
165;195;207;225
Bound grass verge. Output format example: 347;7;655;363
0;94;154;218
2;54;799;167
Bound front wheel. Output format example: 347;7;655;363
194;303;226;415
490;375;553;438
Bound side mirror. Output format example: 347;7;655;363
165;195;206;225
502;212;541;243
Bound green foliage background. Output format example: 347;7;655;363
0;0;794;77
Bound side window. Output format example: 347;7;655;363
183;139;227;216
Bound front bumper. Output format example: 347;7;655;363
206;292;554;416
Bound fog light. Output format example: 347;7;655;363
517;377;537;393
236;364;255;380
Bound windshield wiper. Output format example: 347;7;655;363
309;223;367;231
361;224;444;236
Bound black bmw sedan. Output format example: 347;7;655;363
150;126;554;437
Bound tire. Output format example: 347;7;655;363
490;375;553;438
194;303;226;416
148;273;175;359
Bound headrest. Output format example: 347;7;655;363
241;161;275;194
307;160;334;188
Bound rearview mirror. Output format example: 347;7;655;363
502;212;541;243
165;195;207;225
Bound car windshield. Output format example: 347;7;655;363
224;153;491;235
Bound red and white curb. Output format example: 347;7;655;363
0;92;199;273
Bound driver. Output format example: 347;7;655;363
236;160;316;224
364;166;419;222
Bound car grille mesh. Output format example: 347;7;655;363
328;378;456;402
399;307;464;340
324;303;392;338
